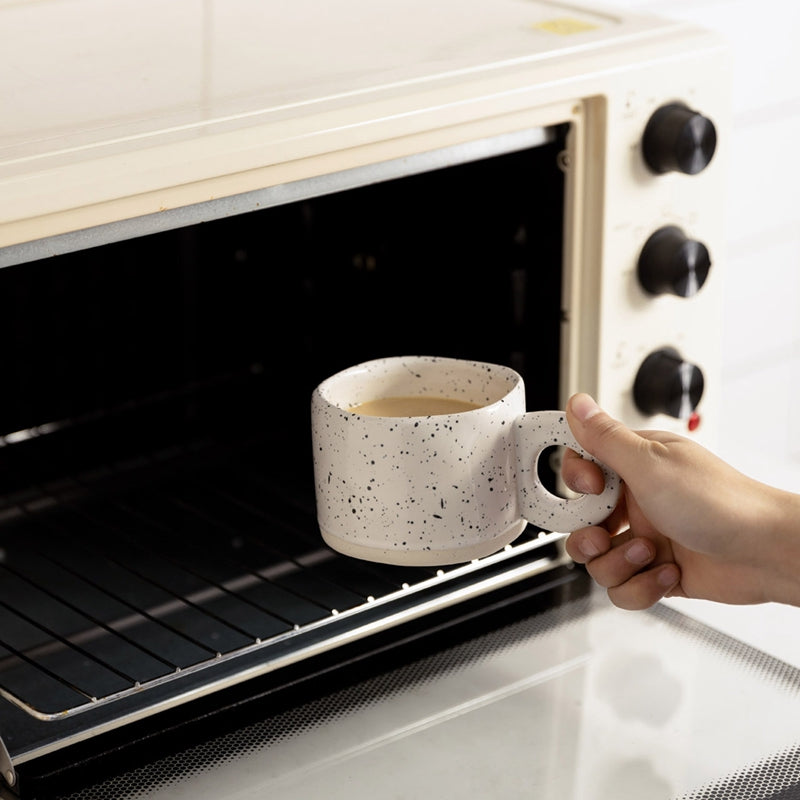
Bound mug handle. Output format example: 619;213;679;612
513;410;621;531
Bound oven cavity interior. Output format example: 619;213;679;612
0;128;574;771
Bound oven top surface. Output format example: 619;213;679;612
1;0;671;167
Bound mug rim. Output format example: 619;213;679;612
314;355;523;418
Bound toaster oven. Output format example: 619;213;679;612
0;1;735;796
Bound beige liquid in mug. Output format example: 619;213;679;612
348;395;482;417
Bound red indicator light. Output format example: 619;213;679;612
687;412;701;432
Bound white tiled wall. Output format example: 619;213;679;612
612;0;800;664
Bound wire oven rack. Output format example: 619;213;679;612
0;431;569;768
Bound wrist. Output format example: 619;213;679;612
760;487;800;607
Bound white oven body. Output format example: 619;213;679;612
0;3;744;797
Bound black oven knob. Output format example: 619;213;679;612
637;226;711;297
633;347;704;419
642;103;717;175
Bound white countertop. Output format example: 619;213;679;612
663;597;800;670
70;587;800;800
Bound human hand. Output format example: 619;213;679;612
561;393;800;610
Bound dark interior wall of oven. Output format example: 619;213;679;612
0;133;568;784
0;130;566;500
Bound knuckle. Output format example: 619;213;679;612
564;534;585;563
606;569;668;611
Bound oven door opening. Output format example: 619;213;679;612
0;124;572;793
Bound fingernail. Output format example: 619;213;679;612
625;541;652;565
579;539;600;559
571;393;601;423
657;565;680;588
570;475;594;495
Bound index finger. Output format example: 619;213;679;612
561;447;606;495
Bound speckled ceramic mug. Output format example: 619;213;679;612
311;356;620;566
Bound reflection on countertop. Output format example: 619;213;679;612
59;585;800;800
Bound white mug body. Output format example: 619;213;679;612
312;356;526;565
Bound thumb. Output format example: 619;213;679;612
566;393;648;481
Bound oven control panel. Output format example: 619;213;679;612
582;43;728;450
630;104;717;429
